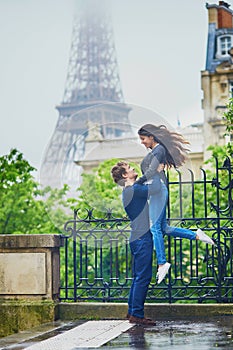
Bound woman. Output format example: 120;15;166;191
137;124;214;284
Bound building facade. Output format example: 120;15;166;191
201;1;233;160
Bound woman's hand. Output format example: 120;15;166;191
157;163;165;173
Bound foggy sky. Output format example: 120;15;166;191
0;0;224;171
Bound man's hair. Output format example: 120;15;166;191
111;161;128;186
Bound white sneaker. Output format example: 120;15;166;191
157;262;171;284
196;229;215;245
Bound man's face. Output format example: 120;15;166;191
123;164;138;181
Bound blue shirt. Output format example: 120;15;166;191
122;181;160;241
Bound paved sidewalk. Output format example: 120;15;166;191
1;317;233;349
25;321;133;349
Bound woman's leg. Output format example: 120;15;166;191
149;183;168;265
150;182;196;241
164;224;197;240
164;224;215;245
161;195;213;244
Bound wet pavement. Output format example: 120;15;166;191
108;318;233;350
0;317;233;349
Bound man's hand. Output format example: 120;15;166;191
157;163;165;173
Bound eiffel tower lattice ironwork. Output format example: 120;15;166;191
40;0;133;190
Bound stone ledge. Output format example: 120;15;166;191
58;302;233;320
0;300;58;338
0;234;64;249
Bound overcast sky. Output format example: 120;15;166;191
1;0;231;170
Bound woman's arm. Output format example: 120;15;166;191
136;146;166;184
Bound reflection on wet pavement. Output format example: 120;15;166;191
0;317;233;349
107;318;233;350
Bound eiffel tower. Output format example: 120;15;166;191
40;0;133;190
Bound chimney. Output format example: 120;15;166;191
218;1;232;28
219;1;230;8
206;2;233;28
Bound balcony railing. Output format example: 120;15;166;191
60;157;233;303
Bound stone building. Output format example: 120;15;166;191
177;123;204;178
176;1;233;176
76;121;147;173
201;1;233;160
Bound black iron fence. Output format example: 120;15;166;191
60;157;233;303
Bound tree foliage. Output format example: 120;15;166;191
69;158;141;217
223;98;233;157
0;149;68;234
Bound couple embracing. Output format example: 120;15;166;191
111;124;214;326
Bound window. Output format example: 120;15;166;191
220;36;231;55
216;35;233;58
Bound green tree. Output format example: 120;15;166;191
0;149;68;234
223;97;233;157
61;158;141;294
168;94;233;222
69;158;141;217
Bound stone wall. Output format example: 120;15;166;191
0;234;64;337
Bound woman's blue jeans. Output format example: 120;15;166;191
149;181;197;265
128;231;153;318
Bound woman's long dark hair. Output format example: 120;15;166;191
138;124;190;168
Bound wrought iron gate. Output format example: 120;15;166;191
60;157;233;302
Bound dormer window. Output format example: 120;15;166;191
216;35;233;58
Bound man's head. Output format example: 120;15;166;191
111;162;138;187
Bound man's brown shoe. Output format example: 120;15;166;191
129;315;156;326
127;313;153;321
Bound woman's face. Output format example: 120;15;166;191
139;135;155;149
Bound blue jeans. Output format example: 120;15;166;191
150;182;197;265
128;231;153;318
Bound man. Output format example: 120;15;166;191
111;161;163;326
